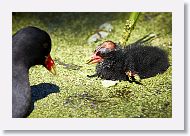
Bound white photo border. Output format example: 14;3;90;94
0;0;184;130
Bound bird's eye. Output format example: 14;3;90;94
95;48;107;57
98;48;115;58
99;48;109;54
96;51;101;56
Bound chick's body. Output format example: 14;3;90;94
89;41;169;81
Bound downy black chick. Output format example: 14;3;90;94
87;39;169;81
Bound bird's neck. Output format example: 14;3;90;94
12;63;29;83
12;63;31;118
12;62;30;103
12;51;34;69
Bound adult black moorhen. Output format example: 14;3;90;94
87;40;169;81
12;26;56;118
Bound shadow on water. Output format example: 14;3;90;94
31;83;60;103
28;83;60;116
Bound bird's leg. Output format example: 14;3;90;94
124;55;141;82
125;70;141;82
126;70;136;80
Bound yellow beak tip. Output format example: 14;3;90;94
48;65;56;75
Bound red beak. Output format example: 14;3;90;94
87;53;103;64
44;54;56;75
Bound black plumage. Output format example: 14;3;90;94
12;26;56;118
87;40;169;81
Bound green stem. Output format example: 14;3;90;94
120;12;140;46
